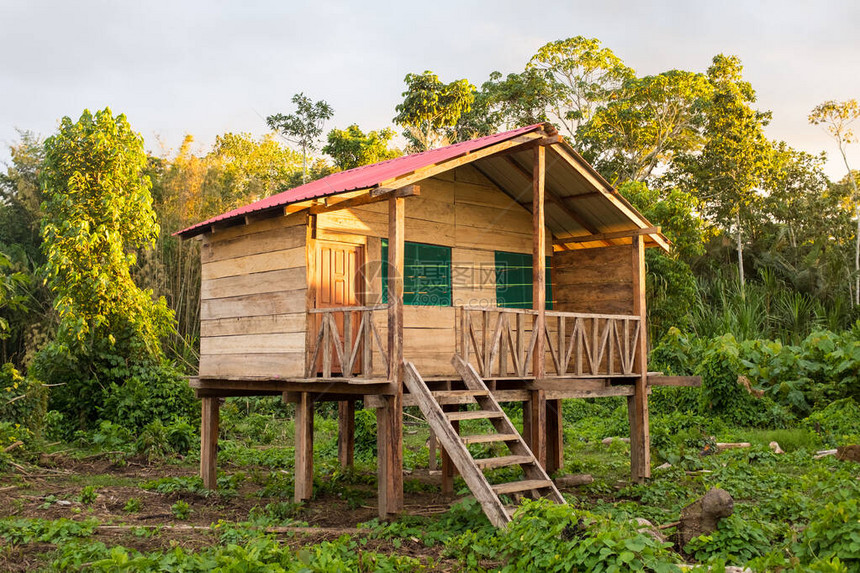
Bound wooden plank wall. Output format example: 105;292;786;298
198;213;309;378
552;245;634;315
316;165;545;377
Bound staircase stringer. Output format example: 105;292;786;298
401;361;511;527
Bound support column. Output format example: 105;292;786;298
440;404;459;495
378;195;404;520
628;234;651;481
295;392;314;502
338;400;355;469
200;397;220;490
546;399;564;474
530;143;548;468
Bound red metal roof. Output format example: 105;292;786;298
175;124;545;238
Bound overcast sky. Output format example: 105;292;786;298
1;0;858;180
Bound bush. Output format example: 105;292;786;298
803;398;860;445
794;495;860;568
354;408;377;458
0;362;47;435
499;499;680;572
684;514;776;565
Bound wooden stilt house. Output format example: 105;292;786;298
177;123;697;527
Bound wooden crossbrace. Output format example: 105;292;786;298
402;356;565;528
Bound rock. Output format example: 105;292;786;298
634;517;665;542
555;474;594;487
675;488;734;548
56;500;72;506
836;445;860;462
601;437;630;445
769;441;784;454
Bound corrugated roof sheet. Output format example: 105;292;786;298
176;124;545;238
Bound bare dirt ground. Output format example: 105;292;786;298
0;455;464;571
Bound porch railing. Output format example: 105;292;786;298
306;305;389;378
457;306;642;378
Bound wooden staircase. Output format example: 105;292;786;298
402;355;565;527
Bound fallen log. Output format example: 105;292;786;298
715;442;751;452
554;474;594;487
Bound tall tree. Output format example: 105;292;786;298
266;93;334;184
40;108;172;353
527;36;634;140
672;55;771;296
323;124;400;170
577;70;711;184
393;71;475;151
809;99;860;303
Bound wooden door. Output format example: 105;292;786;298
314;241;363;374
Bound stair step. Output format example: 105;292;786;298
474;455;534;470
491;479;554;495
446;410;503;421
461;433;519;445
432;389;489;398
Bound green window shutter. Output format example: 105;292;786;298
494;251;553;309
381;240;452;306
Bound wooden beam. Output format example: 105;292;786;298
378;194;404;520
533;145;547;378
369;184;420;199
554;226;662;246
294;392;314;502
200;397;219;490
547;145;671;252
338;400;356;468
628;234;651;482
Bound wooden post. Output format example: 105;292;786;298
378;195;404;519
440;404;459;495
428;430;438;471
628;234;651;481
200;397;219;490
546;399;563;474
338;400;355;468
295;392;314;502
530;143;548;468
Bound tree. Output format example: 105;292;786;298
672;55;772;296
527;36;634;140
475;69;556;131
323;124;400;170
266;93;334;184
393;71;475;151
809;99;860;303
577;70;711;184
40;108;172;353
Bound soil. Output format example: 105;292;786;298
0;455;464;571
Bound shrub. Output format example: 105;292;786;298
499;499;680;572
354;408;377;458
684;514;775;565
0;362;47;435
794;495;860;568
803;398;860;445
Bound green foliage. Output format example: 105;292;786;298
684;514;776;565
40;107;172;353
123;498;142;513
170;500;191;520
499;499;680;572
354;407;377;458
78;485;98;505
0;517;98;545
323;124;400;170
803;398;860;444
266;93;334;183
697;335;777;426
394;70;475;151
794;495;860;568
0;362;47;435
